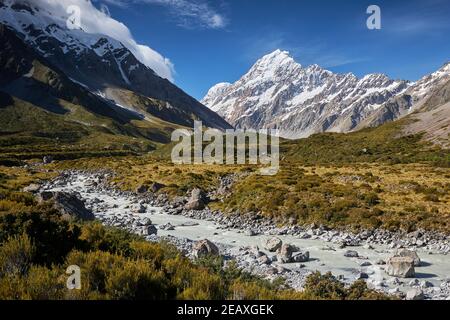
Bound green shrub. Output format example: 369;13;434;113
0;234;35;277
0;209;81;266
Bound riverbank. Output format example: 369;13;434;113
40;170;450;300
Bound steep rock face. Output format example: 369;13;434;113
359;62;450;129
203;50;449;138
0;0;231;130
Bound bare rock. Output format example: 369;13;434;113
394;249;421;266
291;251;310;263
343;250;359;258
262;237;283;252
184;188;207;211
192;239;219;258
406;288;425;300
386;256;415;278
276;244;297;263
39;191;95;221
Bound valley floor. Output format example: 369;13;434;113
41;169;450;300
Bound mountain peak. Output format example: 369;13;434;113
255;49;298;68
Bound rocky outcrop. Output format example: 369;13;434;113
386;256;415;278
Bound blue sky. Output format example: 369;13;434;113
101;0;450;100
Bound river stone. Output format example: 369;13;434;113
257;255;271;265
192;239;219;258
386;256;415;278
394;249;421;266
159;222;175;231
131;204;146;213
343;250;359;258
276;244;297;263
142;217;152;226
406;288;425;300
245;229;258;236
262;237;283;252
144;225;157;236
291;251;310;263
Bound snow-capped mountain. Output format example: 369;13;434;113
357;62;450;129
0;0;231;130
202;49;448;138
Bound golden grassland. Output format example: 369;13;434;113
42;152;450;234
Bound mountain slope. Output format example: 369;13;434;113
399;79;450;148
203;50;449;138
0;0;231;131
358;62;450;130
0;23;189;159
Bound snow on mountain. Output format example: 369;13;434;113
0;0;232;130
0;0;174;81
202;49;417;138
358;62;450;130
408;62;450;102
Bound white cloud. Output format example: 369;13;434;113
105;0;228;29
24;0;175;81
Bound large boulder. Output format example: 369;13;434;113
184;188;208;211
394;249;421;266
276;244;297;263
386;256;415;278
39;191;95;221
262;237;283;252
192;239;219;257
192;239;219;258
